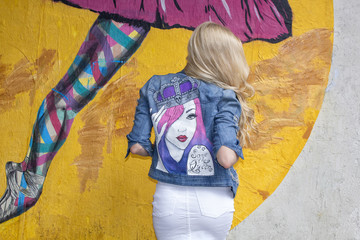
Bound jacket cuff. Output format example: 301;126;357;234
213;140;244;160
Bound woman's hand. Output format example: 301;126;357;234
216;146;238;169
130;143;150;156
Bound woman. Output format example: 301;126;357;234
127;22;255;239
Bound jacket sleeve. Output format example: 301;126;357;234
126;80;153;157
212;89;244;160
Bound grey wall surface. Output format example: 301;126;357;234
228;0;360;239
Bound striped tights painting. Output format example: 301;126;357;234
0;16;150;223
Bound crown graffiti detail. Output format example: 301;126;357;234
154;76;200;109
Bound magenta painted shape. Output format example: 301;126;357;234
56;0;292;42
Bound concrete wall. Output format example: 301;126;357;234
0;0;352;238
229;0;360;239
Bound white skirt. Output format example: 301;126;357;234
152;182;235;240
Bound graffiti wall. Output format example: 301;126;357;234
0;0;333;238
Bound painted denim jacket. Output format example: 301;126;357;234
126;71;243;197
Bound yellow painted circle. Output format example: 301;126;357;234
0;0;333;238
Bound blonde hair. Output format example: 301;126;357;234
184;22;256;147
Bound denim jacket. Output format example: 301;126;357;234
127;71;243;197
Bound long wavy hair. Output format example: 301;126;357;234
184;22;256;147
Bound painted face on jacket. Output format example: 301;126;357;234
165;100;197;150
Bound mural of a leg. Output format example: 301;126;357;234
0;16;150;223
